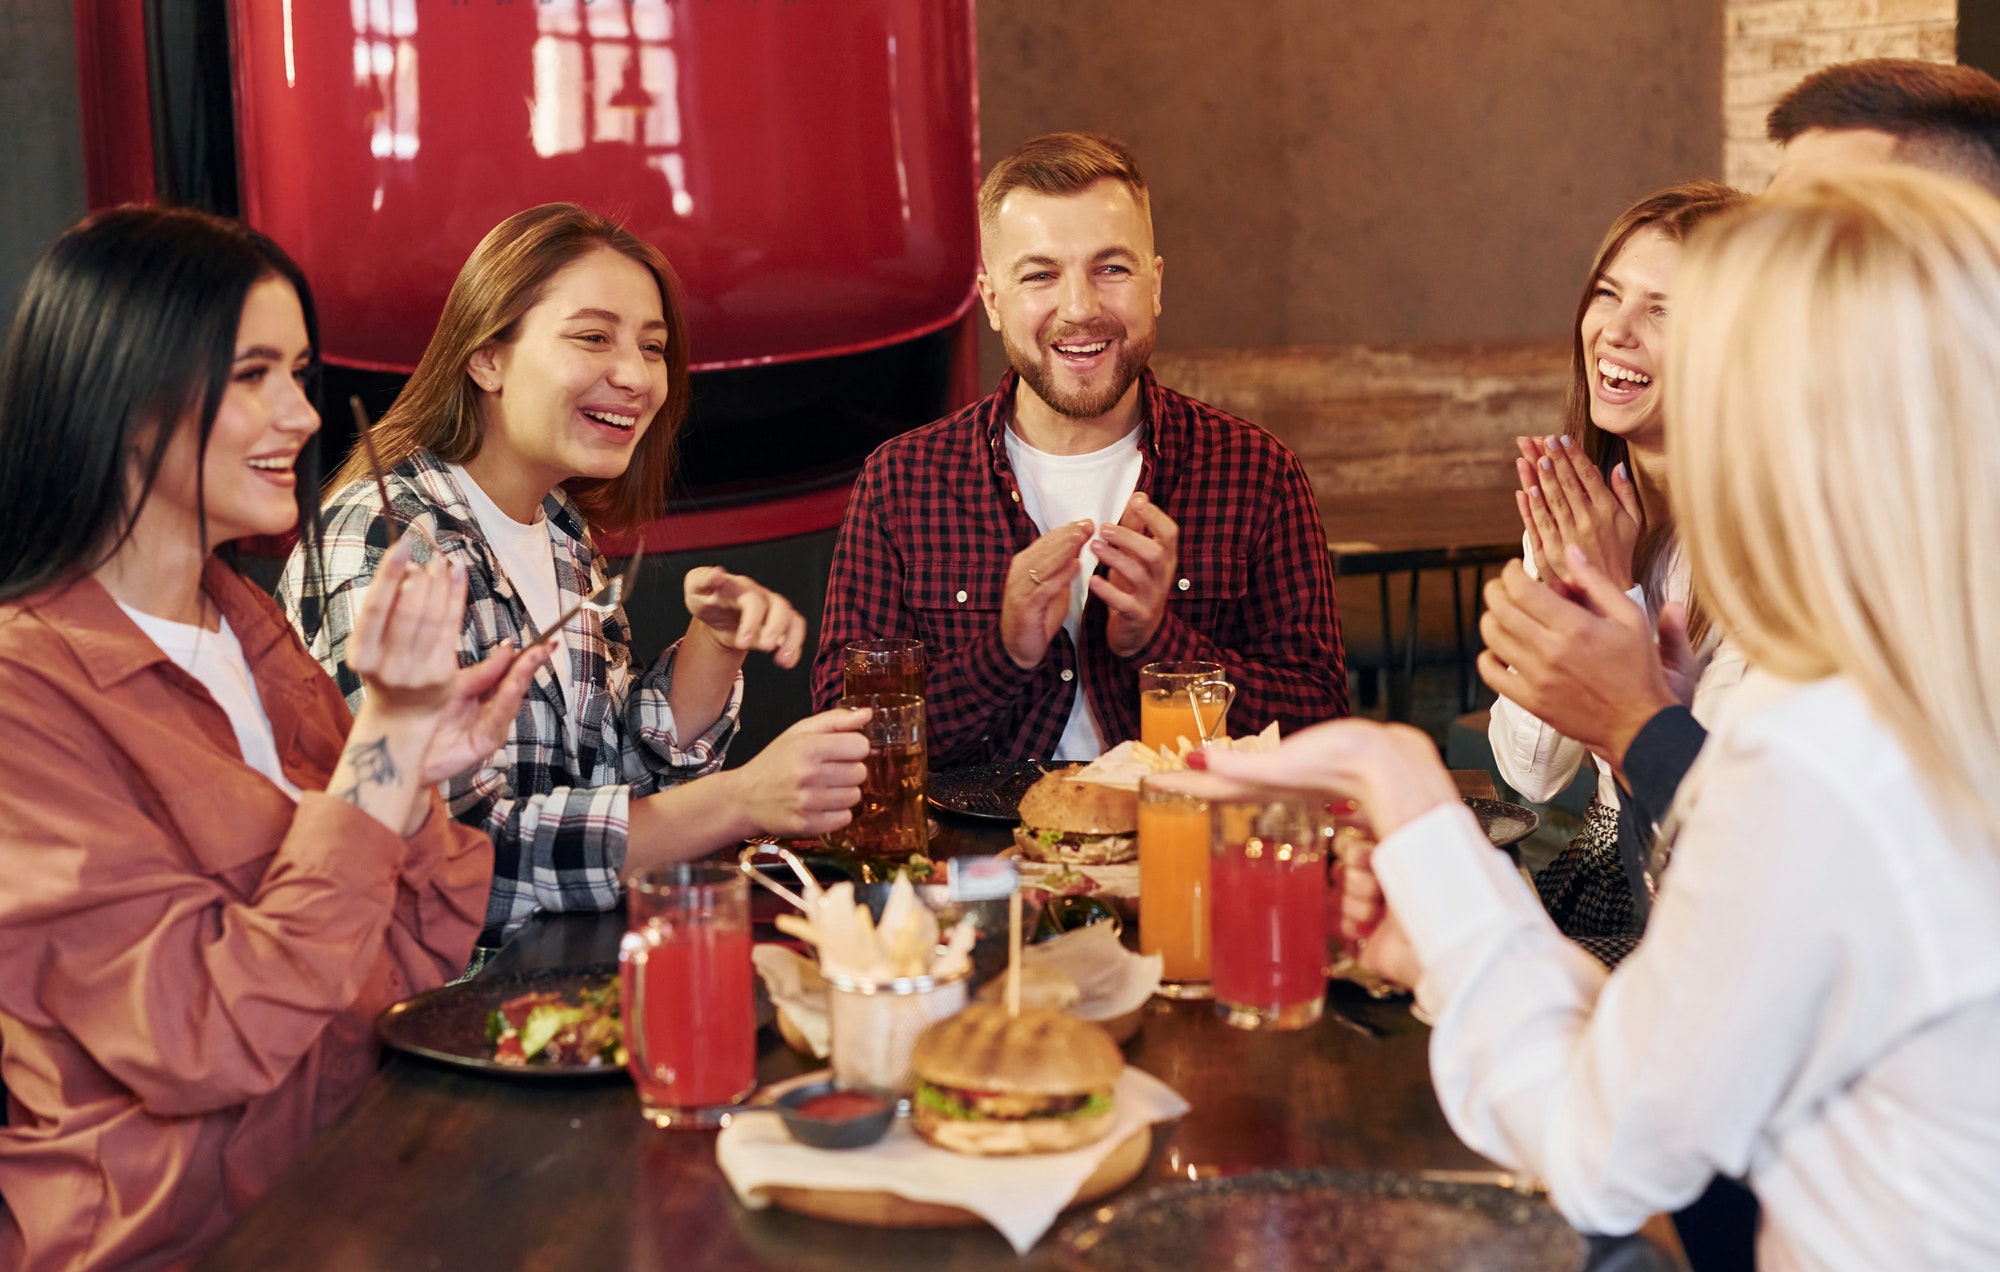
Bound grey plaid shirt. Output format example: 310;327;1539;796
278;450;740;947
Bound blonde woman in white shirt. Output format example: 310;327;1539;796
1488;182;1747;962
1201;169;2000;1271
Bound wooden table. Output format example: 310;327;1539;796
198;801;1672;1272
1323;490;1523;722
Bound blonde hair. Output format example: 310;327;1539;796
1669;168;2000;834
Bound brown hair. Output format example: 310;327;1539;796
977;132;1150;233
330;203;689;534
1767;59;2000;194
1562;180;1747;646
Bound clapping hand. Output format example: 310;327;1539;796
1515;435;1642;590
1478;547;1691;770
1001;520;1092;669
1089;492;1180;658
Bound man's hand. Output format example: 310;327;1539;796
684;567;808;668
1477;547;1687;770
1089;492;1179;658
1515;435;1642;590
1001;520;1092;669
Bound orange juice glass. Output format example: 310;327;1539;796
1138;773;1213;998
1138;661;1233;751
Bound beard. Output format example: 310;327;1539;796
1003;320;1155;421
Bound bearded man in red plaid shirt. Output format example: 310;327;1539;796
812;133;1348;764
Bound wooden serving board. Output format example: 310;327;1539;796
758;1126;1152;1229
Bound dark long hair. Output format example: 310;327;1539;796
0;205;323;603
1561;180;1745;647
329;203;689;534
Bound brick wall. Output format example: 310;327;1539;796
1725;0;1958;189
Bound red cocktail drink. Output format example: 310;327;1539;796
621;864;757;1127
1209;795;1329;1030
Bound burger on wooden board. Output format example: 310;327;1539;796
1011;770;1137;865
909;1004;1123;1155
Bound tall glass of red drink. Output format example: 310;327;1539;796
621;863;757;1128
1209;793;1330;1031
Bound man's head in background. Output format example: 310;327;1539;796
975;133;1163;424
1768;58;2000;195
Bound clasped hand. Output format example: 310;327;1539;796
1000;492;1180;668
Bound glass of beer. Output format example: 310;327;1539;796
1209;791;1329;1031
620;863;757;1127
843;639;924;700
1138;772;1213;999
1139;661;1234;751
826;692;928;857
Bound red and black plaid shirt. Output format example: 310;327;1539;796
811;369;1348;764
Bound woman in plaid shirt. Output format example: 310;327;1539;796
279;204;870;952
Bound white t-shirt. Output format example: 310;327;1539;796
448;464;577;714
1001;424;1145;759
1384;671;2000;1270
119;604;303;800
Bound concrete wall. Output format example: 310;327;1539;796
976;0;1725;383
1724;0;1958;191
0;6;87;334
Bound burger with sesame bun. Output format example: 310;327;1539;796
909;1003;1123;1155
1011;770;1138;865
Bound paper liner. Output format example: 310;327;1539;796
717;1067;1189;1253
753;946;830;1058
1020;922;1161;1022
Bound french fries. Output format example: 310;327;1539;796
775;877;973;983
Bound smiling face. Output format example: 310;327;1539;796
977;178;1163;426
466;247;669;515
1580;227;1681;448
148;274;319;546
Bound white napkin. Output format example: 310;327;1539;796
717;1067;1189;1253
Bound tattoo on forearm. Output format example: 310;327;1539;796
334;736;401;806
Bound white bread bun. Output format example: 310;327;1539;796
1015;771;1136;835
911;1003;1123;1095
974;965;1081;1014
1013;771;1140;864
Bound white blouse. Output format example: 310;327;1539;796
1381;670;2000;1271
1487;536;1745;806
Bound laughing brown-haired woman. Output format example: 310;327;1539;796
280;203;868;960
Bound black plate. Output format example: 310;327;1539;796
1467;797;1540;848
1055;1169;1587;1272
929;761;1078;822
377;964;630;1082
